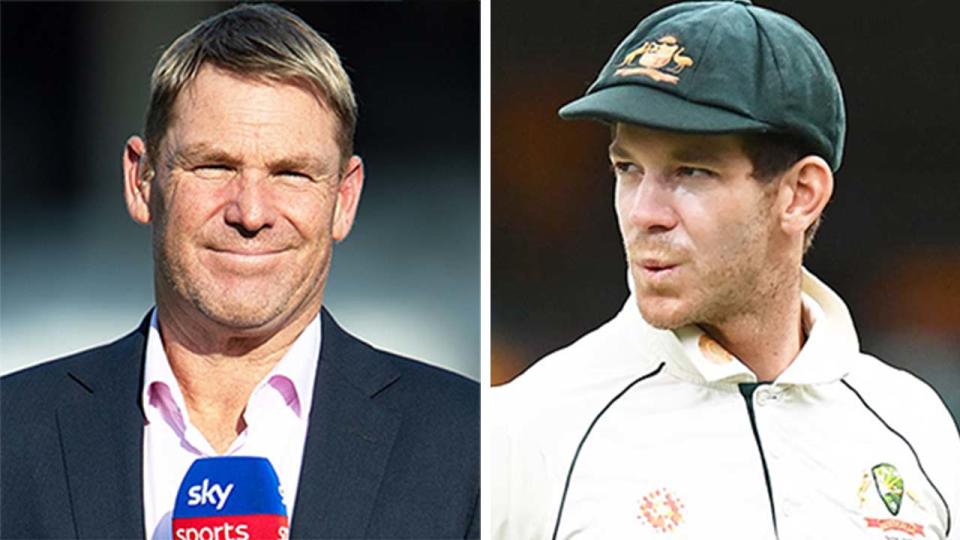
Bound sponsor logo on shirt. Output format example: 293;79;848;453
698;334;734;364
857;463;928;538
872;463;904;515
637;488;685;533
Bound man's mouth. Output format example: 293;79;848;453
210;247;286;256
204;246;291;267
640;258;677;270
206;242;291;256
638;258;680;278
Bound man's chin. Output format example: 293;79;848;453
191;294;291;332
208;311;281;331
634;295;692;330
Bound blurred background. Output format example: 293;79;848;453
493;0;960;424
1;2;479;380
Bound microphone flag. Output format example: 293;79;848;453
172;456;289;540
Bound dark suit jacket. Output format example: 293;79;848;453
0;308;479;539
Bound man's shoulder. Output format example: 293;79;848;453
491;304;665;538
325;323;479;479
843;353;960;513
493;302;665;448
1;325;146;410
321;310;477;421
844;352;959;454
498;303;661;399
373;346;479;418
0;324;147;470
845;353;955;421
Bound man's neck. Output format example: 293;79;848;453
700;274;805;383
155;304;318;453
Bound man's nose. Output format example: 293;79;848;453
625;175;678;233
223;170;277;235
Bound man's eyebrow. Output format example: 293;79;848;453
608;141;632;159
608;140;733;165
171;144;332;174
172;143;240;167
669;146;728;165
266;154;330;174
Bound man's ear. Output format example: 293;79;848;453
123;136;153;225
777;155;833;240
332;155;364;242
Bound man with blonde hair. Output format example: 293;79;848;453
1;5;478;539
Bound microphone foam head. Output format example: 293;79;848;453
172;456;289;540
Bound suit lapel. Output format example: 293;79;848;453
57;321;148;539
52;310;401;538
291;309;402;539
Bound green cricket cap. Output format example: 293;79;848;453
559;0;846;171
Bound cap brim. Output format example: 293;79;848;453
559;84;774;134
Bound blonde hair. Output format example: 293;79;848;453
144;3;357;167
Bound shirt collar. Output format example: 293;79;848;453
776;269;858;385
623;267;859;387
140;309;322;427
141;309;186;430
260;313;321;420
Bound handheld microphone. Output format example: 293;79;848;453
172;456;289;540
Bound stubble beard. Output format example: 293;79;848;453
152;224;327;332
631;218;784;332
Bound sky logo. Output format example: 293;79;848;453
173;456;289;540
186;479;235;511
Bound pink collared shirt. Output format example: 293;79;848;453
141;310;320;540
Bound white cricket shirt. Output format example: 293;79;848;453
493;269;959;539
141;310;319;539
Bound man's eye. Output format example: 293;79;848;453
277;170;313;181
193;164;233;176
677;166;716;178
610;162;639;175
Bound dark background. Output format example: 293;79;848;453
1;2;479;379
492;0;960;422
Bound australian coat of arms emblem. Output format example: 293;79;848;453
615;35;694;84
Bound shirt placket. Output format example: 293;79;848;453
739;382;793;540
249;383;304;518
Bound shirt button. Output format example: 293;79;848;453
756;387;782;406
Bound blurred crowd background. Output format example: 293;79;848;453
1;2;479;380
493;0;960;424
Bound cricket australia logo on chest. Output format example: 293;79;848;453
856;463;931;539
615;35;694;84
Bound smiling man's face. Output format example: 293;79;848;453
143;64;362;333
610;123;782;330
